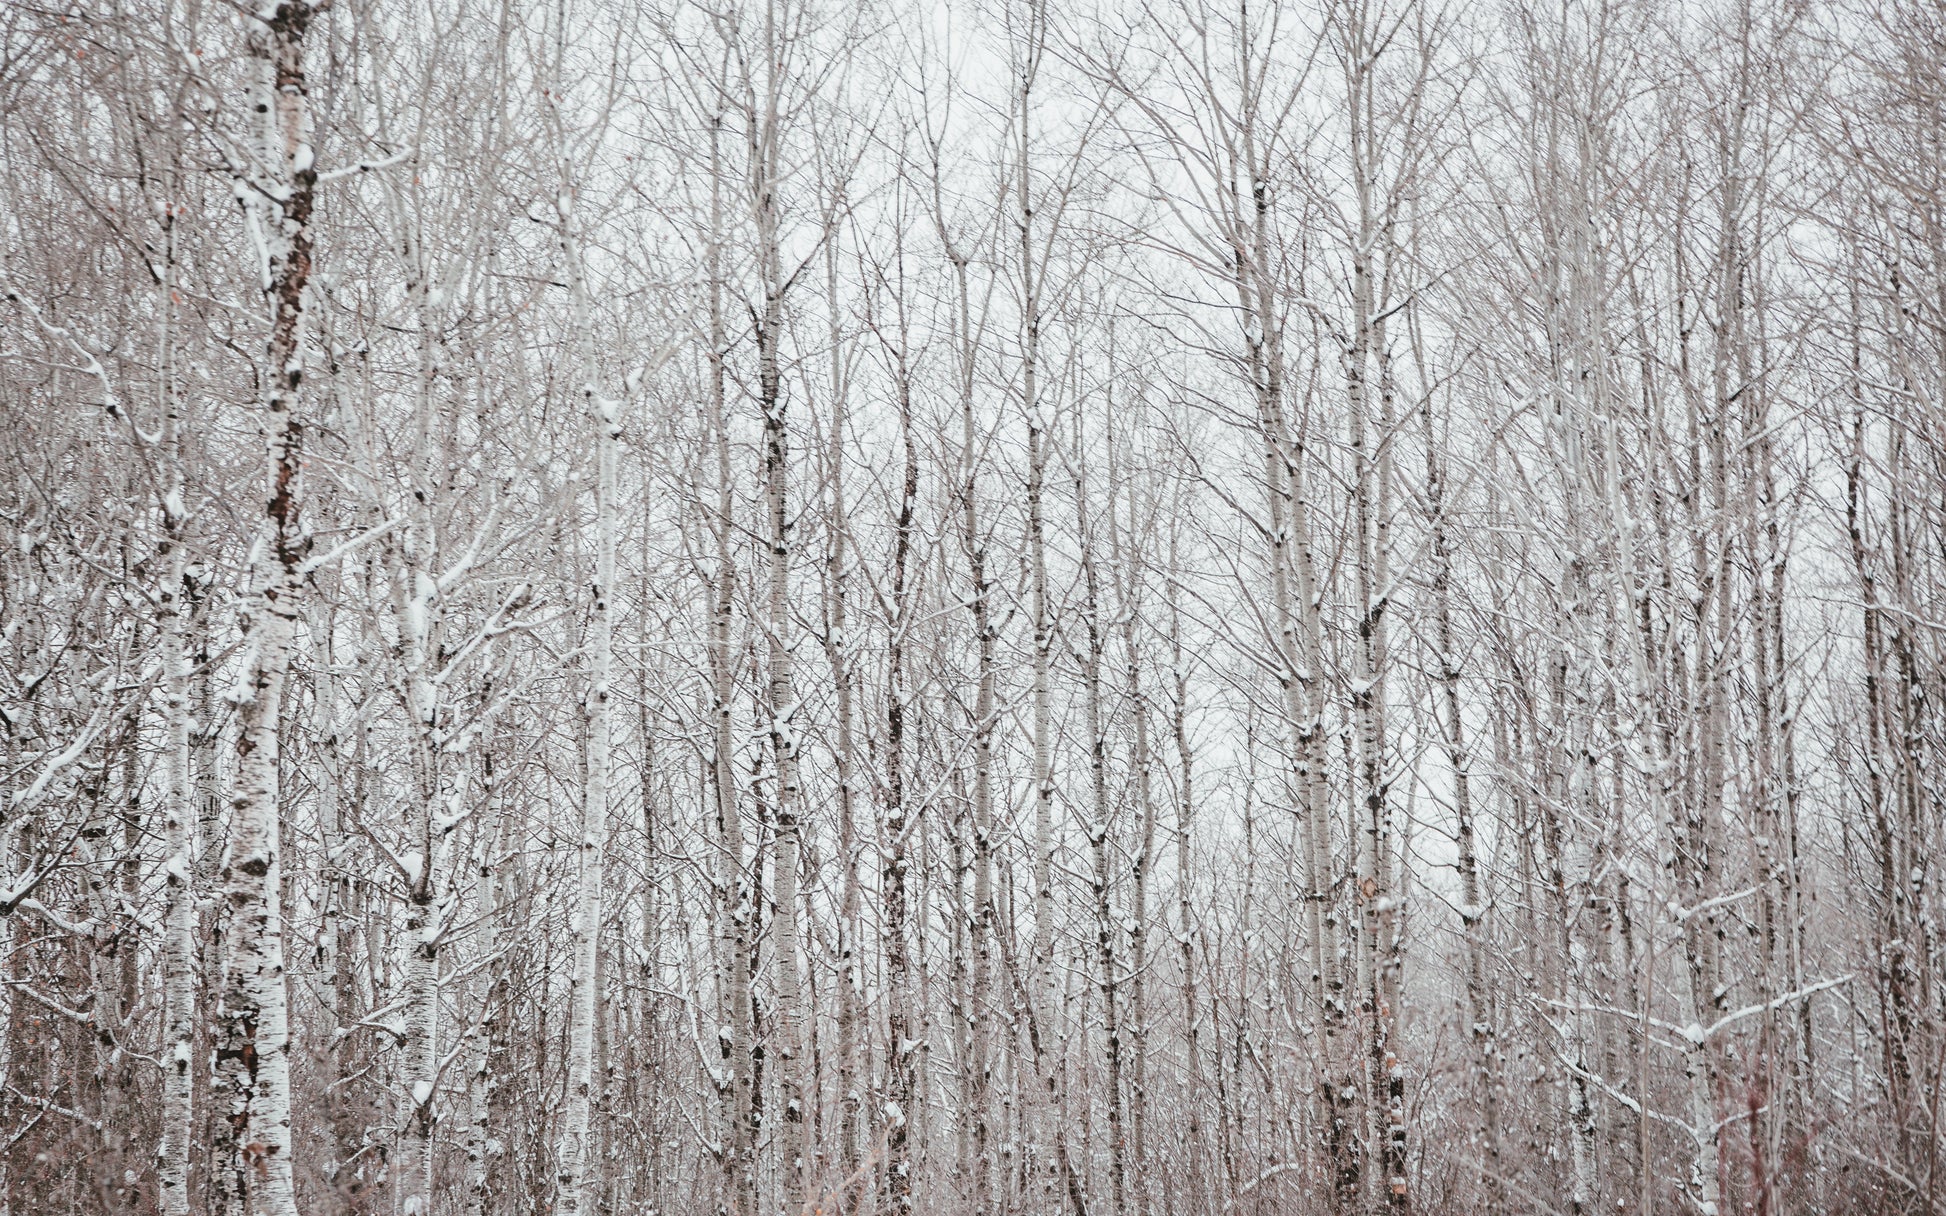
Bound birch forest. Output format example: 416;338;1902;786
4;0;1946;1212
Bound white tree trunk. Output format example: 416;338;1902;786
466;740;505;1216
882;347;921;1214
1076;430;1127;1216
1013;13;1062;1206
553;182;615;1216
755;124;808;1209
210;6;315;1213
154;187;196;1216
156;510;197;1216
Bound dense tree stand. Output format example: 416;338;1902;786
1;1;1938;1214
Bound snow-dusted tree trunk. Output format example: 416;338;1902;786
1164;534;1211;1211
1109;414;1157;1216
1010;11;1063;1206
935;171;1000;1213
1541;636;1600;1216
880;295;922;1214
310;578;370;1211
1246;155;1343;1216
751;50;809;1203
702;106;758;1214
466;736;506;1216
814;238;865;1205
1076;413;1127;1216
1334;8;1412;1203
552;176;617;1216
156;546;197;1216
960;338;1001;1216
153;181;197;1216
392;283;449;1216
209;6;317;1214
1421;381;1499;1203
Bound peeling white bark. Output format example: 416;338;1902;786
210;6;316;1214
